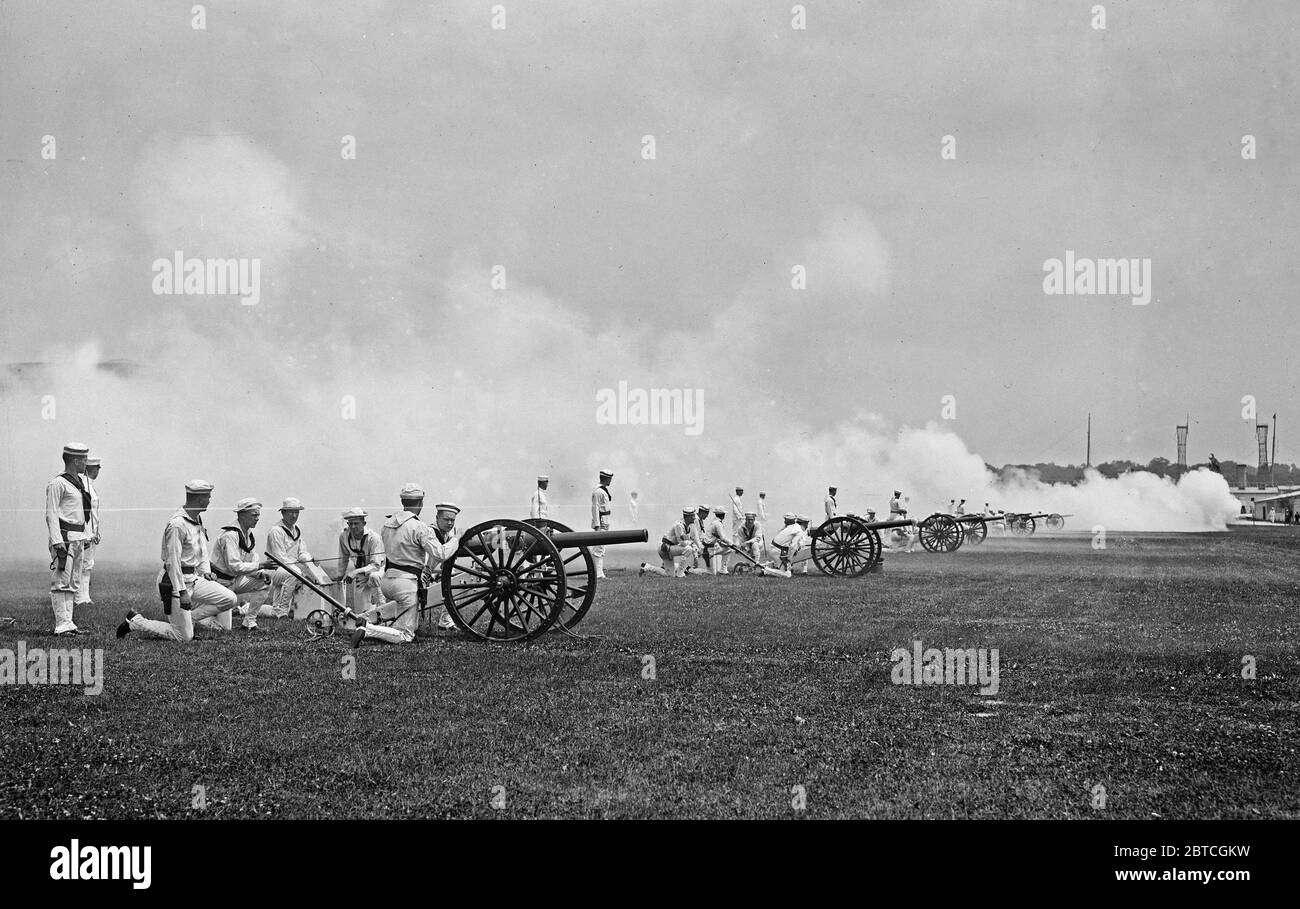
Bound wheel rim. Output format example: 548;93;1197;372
919;514;962;553
1046;514;1064;529
811;517;880;577
963;518;987;546
440;519;567;642
305;609;335;637
524;518;596;630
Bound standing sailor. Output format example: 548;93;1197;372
116;480;238;641
45;442;92;635
590;469;613;579
730;487;745;542
756;491;770;560
74;455;102;608
211;497;275;630
529;475;549;520
825;486;838;520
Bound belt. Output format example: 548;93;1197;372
385;561;424;577
162;564;198;575
212;568;235;581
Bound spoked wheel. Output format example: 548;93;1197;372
918;514;963;553
1045;514;1064;530
730;562;751;576
305;608;336;637
440;519;567;642
811;516;882;577
1010;515;1036;537
524;518;596;631
961;518;988;546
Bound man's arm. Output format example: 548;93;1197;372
45;480;64;551
163;523;186;592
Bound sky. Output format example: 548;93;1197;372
1;0;1294;560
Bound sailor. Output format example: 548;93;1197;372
351;487;459;646
336;507;384;614
44;442;92;635
708;506;732;574
730;486;745;540
886;490;916;552
116;480;238;641
267;497;330;618
955;499;967;516
74;455;102;608
692;504;712;572
756;491;770;559
736;511;763;561
628;489;640;523
794;515;813;574
530;475;549;520
210;497;275;630
641;508;696;577
590;469;613;579
770;514;806;573
825;486;838;520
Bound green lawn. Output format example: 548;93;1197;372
1;529;1297;818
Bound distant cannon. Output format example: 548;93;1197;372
806;512;968;577
1001;512;1070;536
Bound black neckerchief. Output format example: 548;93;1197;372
223;525;255;552
278;521;301;541
347;531;367;568
181;511;207;538
60;472;92;522
433;528;449;544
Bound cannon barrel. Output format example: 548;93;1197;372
549;529;648;549
864;518;915;530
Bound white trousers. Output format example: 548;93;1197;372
344;573;383;613
75;540;96;604
129;578;237;642
361;571;422;644
49;540;86;634
271;561;330;615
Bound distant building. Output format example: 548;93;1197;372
1229;485;1300;522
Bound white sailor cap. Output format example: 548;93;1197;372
713;507;726;516
399;483;425;501
744;511;757;518
681;507;694;517
279;497;304;511
537;475;549;483
342;507;368;520
234;497;262;512
782;512;797;521
696;503;710;511
797;514;810;523
62;442;90;457
186;479;215;494
598;469;613;480
87;458;102;469
435;502;460;516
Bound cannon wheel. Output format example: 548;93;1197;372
1045;513;1064;530
919;514;963;553
524;518;596;630
811;516;881;577
962;517;988;546
440;519;567;642
1010;515;1036;537
730;562;751;576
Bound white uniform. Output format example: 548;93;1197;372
756;497;770;558
529;488;548;519
75;474;100;606
591;483;612;575
365;511;458;645
706;516;731;574
338;527;384;612
887;497;916;551
771;523;809;567
650;519;695;576
127;511;238;641
730;493;744;539
211;525;272;619
735;520;763;561
824;494;838;520
268;520;329;615
45;472;91;634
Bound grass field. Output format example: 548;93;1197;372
1;529;1297;819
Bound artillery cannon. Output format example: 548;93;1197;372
1002;512;1070;536
274;519;647;643
806;511;968;577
